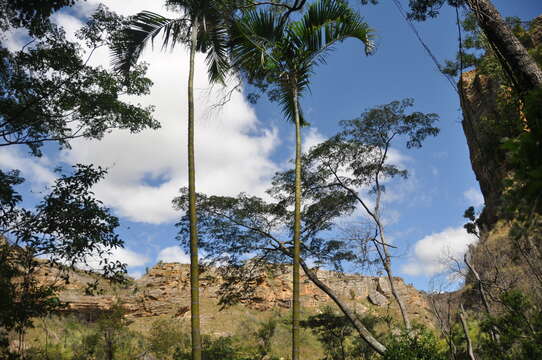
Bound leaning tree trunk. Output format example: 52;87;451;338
188;18;202;360
291;81;302;360
298;259;387;355
379;228;412;331
465;0;542;91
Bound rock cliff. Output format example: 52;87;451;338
460;14;542;227
40;262;432;325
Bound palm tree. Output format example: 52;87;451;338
111;2;230;359
230;1;374;358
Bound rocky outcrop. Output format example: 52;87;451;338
460;14;542;227
44;262;432;323
460;70;507;226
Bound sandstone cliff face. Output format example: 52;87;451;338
460;14;542;227
459;15;542;307
45;262;432;324
460;70;506;226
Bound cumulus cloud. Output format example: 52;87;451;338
302;127;326;153
73;246;150;273
157;246;190;264
0;148;56;193
39;1;280;224
464;187;484;207
402;226;478;276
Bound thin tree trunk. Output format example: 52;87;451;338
463;254;491;315
459;304;476;360
188;18;202;360
291;81;302;360
465;0;542;91
378;223;411;330
299;259;387;355
373;146;411;330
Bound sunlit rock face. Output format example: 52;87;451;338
37;262;433;325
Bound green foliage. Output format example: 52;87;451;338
0;3;158;356
0;0;80;36
254;317;277;359
382;327;447;360
477;291;542;360
0;6;157;156
501;87;542;201
173;99;438;305
110;0;232;84
21;310;146;360
148;318;190;359
173;335;246;360
301;306;380;360
231;0;374;123
440;12;542;213
463;206;480;237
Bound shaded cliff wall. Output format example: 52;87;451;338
459;15;542;305
460;14;542;228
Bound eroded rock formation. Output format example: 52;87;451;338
40;262;432;324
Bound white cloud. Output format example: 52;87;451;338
45;2;281;224
464;187;484;207
0;148;56;193
72;246;150;272
402;226;477;276
302;127;326;153
157;246;190;264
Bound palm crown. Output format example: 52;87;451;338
111;0;230;83
230;0;374;123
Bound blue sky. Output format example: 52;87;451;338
2;0;541;290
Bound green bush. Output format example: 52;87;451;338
382;327;446;360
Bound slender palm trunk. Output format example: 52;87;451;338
465;0;542;91
188;18;202;360
292;81;302;360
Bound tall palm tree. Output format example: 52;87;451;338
111;2;230;359
230;1;374;358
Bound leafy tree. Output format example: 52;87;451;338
1;6;157;156
478;291;542;360
405;0;542;93
0;165;128;357
284;98;438;331
254;318;277;360
0;4;158;357
148;318;190;359
301;306;381;360
0;0;81;36
111;2;233;357
173;99;438;355
382;326;447;360
173;335;245;360
229;2;373;358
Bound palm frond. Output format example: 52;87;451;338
111;11;189;75
230;10;285;79
277;78;307;125
205;24;230;84
292;0;375;61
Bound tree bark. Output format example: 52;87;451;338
465;0;542;92
378;223;411;330
299;259;387;355
373;143;411;330
188;18;202;360
459;304;476;360
291;80;302;360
